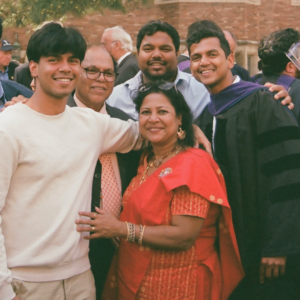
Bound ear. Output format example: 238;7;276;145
115;40;121;51
227;53;235;69
285;61;295;73
29;61;38;77
176;50;180;58
178;114;182;125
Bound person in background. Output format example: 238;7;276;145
189;27;300;300
177;48;191;73
67;45;141;299
223;30;251;81
0;79;32;111
14;62;32;89
257;28;300;123
0;39;19;81
77;81;244;300
101;26;139;86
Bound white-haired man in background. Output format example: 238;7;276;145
101;26;139;86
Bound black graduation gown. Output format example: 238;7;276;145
195;89;300;299
259;74;300;125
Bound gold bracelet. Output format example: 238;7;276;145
138;225;145;245
125;222;130;241
128;223;135;243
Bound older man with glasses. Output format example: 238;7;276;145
67;45;141;300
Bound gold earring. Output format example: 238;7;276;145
177;126;186;140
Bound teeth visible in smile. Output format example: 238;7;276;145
201;70;213;74
149;128;161;131
56;79;71;82
151;63;163;66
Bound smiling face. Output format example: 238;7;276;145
190;37;234;94
30;52;80;100
139;92;181;148
75;47;115;111
138;31;179;82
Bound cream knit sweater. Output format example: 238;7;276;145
0;104;140;300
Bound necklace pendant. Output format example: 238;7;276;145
153;159;162;168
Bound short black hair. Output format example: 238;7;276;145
136;20;180;52
258;28;300;76
187;28;231;57
27;22;87;63
0;17;2;39
187;20;222;40
133;81;195;149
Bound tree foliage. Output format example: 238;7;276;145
0;0;136;27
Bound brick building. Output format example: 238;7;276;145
3;0;300;75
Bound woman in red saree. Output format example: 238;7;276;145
77;81;244;300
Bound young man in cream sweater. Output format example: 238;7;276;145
0;22;141;300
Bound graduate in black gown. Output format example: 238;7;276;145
187;28;300;300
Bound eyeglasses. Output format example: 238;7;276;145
130;80;178;100
285;41;300;71
139;81;178;93
82;67;118;82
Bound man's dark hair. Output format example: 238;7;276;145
27;22;87;63
136;20;180;52
187;28;231;57
258;28;300;76
0;17;3;39
133;81;195;149
187;20;222;40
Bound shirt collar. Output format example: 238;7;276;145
73;92;107;114
233;75;241;84
125;68;189;91
0;66;8;74
117;52;131;65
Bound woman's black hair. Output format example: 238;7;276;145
27;22;87;63
133;81;195;149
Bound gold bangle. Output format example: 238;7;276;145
125;222;130;241
138;225;145;245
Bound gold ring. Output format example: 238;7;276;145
91;226;95;231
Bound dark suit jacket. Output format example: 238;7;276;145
14;62;32;89
1;79;33;101
8;60;19;81
231;64;251;81
67;94;141;299
114;53;139;86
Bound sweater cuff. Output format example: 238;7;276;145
0;283;16;300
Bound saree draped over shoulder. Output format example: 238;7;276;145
102;148;244;300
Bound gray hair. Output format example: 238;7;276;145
104;26;133;52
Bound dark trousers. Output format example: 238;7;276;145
89;238;116;300
229;255;300;300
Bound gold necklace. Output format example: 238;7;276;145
140;145;181;186
149;145;180;168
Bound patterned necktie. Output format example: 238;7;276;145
99;154;122;218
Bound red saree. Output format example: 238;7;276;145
102;148;244;300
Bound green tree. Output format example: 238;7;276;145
0;0;136;27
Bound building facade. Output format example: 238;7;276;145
3;0;300;75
